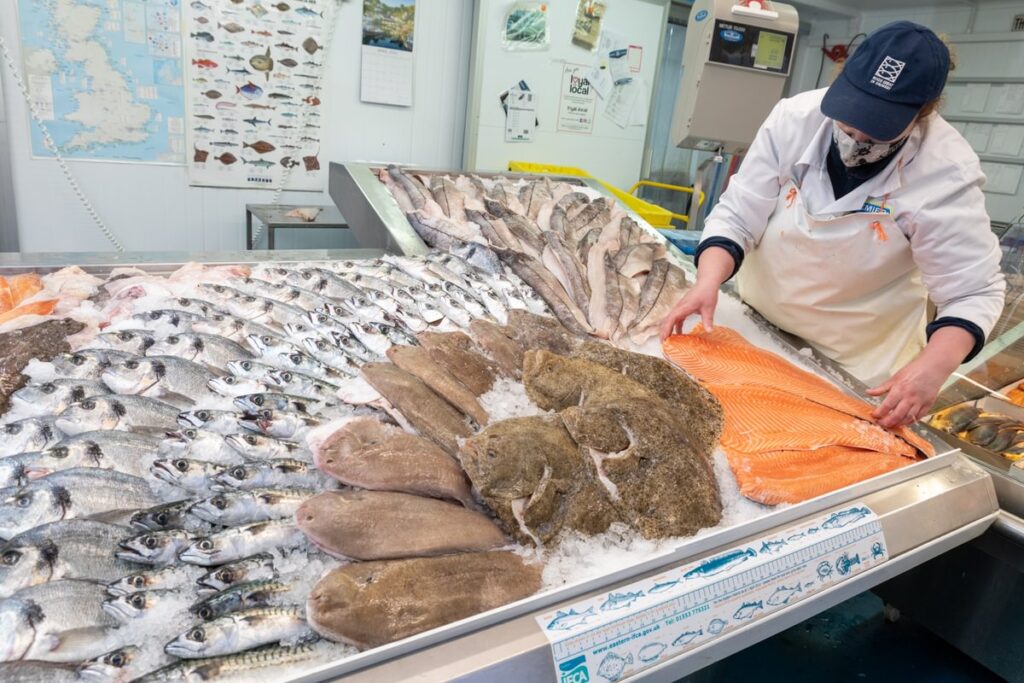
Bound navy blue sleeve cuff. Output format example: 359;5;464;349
925;317;985;363
694;237;744;280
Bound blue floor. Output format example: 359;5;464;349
678;592;1004;682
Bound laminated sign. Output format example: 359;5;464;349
537;504;889;682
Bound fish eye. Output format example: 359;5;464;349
71;355;86;366
261;336;273;344
288;354;302;364
252;396;263;406
230;467;247;479
166;336;179;344
185;429;197;438
125;360;139;369
215;569;234;582
49;446;68;459
198;606;214;620
40;383;55;394
144;536;158;549
188;628;206;642
279;372;292;382
130;594;145;608
155;513;168;525
244;435;258;445
2;550;21;565
196;410;210;420
174;460;189;472
81;399;96;410
118;331;135;341
198;540;214;551
15;494;31;508
316;315;328;323
213;285;225;293
148;312;161;320
108;652;126;667
223;376;237;385
212;497;227;510
129;575;145;587
240;361;252;371
177;298;189;306
5;424;21;435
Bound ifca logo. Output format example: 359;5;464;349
870;56;906;90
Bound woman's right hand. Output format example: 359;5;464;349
659;282;719;341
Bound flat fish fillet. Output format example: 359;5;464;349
663;325;933;457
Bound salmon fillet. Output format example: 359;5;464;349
662;325;932;506
0;299;58;325
7;273;42;306
0;277;12;313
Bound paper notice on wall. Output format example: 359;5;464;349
629;79;649;127
505;87;537;142
963;122;993;153
609;48;632;85
557;64;596;134
586;66;613;100
995;85;1024;115
961;83;990;113
628;45;643;72
572;0;606;51
360;0;417;107
990;125;1024;158
605;79;641;128
981;162;1024;195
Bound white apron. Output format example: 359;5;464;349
736;179;927;385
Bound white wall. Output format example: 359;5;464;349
0;0;473;253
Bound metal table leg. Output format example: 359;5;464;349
245;209;253;250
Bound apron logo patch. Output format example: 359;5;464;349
859;199;892;215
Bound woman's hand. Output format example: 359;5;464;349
660;283;719;340
868;326;975;429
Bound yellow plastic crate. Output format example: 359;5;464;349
507;161;676;228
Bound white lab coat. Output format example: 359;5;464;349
702;88;1006;381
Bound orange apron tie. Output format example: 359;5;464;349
871;220;888;242
785;187;798;208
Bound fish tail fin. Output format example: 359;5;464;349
235;86;241;94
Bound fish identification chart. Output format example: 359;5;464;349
537;505;889;682
183;0;332;190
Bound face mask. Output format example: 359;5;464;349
832;122;907;168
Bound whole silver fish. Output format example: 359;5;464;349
213;459;325;491
0;469;160;539
102;587;191;622
0;662;81;682
179;520;305;566
300;337;361;376
102;356;218;404
164;605;311;658
189;489;311;526
226;359;286;383
117;529;196;566
0;453;38;488
25;431;162;480
197;283;250;305
56;396;180;435
138;643;318;681
226;294;306;329
147;333;253;370
225;433;311;462
233;392;335;416
50;348;137;380
10;380;111;417
130;499;213;534
265;369;339;401
325;329;378;363
0;579;116;662
244;332;305;359
208;374;271;397
79;645;168;683
192;313;279;344
190;578;293;621
106;564;205;597
169;297;229;318
177;409;248;435
237;409;322;440
132;309;205;331
0;520;133;597
250;342;342;382
95;329;158;355
151;458;226;492
158;430;243;465
196;553;277;593
0;418;62;456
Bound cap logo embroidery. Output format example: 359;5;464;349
870;56;906;90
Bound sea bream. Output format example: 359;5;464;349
94;329;158;355
78;645;165;683
117;529;196;566
0;468;161;539
102;587;191;623
225;433;312;462
23;431;162;480
10;379;111;417
50;349;136;380
56;396;180;435
147;333;253;370
151;458;226;493
0;417;62;456
101;356;218;405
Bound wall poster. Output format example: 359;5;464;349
360;0;416;107
183;0;332;190
557;64;596;134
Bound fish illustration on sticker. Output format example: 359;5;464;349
822;507;871;530
733;601;762;620
280;58;298;68
302;37;322;54
193;145;210;163
248;2;268;18
871;542;885;559
243;140;276;154
545;607;595;631
202;90;222;99
215;153;237;165
192;59;218;69
683;548;756;580
766;583;802;606
648;578;680;594
191;31;215;43
600;591;643;611
760;539;786;554
302;154;320;171
707;618;728;635
816;561;832;579
219;22;245;33
671;629;703;646
637;642;666;663
295;6;322;17
597;651;631;682
835;553;861;576
237;82;264;100
250;48;274;81
242;157;275;168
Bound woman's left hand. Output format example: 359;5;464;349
867;356;948;429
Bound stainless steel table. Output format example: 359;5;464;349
245;204;348;250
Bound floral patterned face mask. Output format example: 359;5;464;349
832;121;908;167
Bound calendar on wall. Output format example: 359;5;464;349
360;0;416;107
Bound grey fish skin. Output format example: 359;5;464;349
0;468;160;540
130;499;212;534
10;379;111;417
102;356;217;404
177;409;248;435
628;259;670;330
226;359;287;384
50;349;137;380
0;520;133;597
265;369;339;401
0;662;80;682
95;329;159;355
27;430;162;481
0;417;61;456
192;313;279;344
0;579;116;662
132;309;205;331
195;553;277;593
102;587;190;623
189;489;311;526
137;643;318;682
227;294;307;329
237;409;322;440
0;453;37;488
178;520;305;566
158;430;244;465
214;458;325;491
117;529;196;566
147;333;253;370
170;297;230;318
78;645;164;682
164;605;311;658
233;392;328;416
106;564;205;597
225;433;311;462
300;337;362;376
56;395;180;435
190;578;293;621
152;458;226;493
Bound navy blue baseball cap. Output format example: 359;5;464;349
821;21;950;141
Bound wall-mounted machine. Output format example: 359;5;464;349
672;0;799;154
